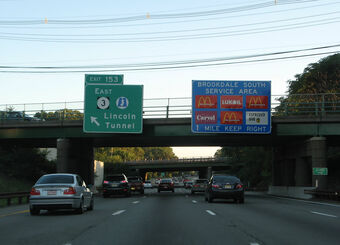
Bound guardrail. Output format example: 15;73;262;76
0;192;30;207
304;189;340;201
0;93;340;121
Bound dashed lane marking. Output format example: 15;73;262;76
192;200;197;204
206;210;216;216
310;211;337;218
112;210;126;216
132;201;140;204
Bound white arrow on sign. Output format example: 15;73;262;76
91;116;100;126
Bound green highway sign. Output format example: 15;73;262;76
85;74;123;85
313;167;328;176
84;84;143;133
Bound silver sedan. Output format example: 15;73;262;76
29;173;94;215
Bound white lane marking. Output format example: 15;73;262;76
271;196;340;208
206;210;216;216
132;201;140;204
112;210;126;216
192;200;197;204
63;243;72;245
250;243;260;245
310;211;337;218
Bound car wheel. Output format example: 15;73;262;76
87;198;94;211
172;189;174;193
158;189;160;193
140;190;144;195
191;191;194;195
239;197;245;204
126;191;131;197
103;194;109;198
76;199;85;214
30;207;40;215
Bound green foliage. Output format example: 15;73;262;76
0;146;56;184
94;147;178;176
34;109;83;120
274;53;340;116
215;146;272;188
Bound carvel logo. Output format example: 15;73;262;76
221;111;243;124
195;111;217;124
195;95;217;109
220;95;243;109
246;96;268;109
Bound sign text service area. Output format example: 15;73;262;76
192;80;271;134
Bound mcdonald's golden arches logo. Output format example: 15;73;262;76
195;95;217;108
220;111;243;125
246;96;268;109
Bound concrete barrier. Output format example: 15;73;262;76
268;186;315;199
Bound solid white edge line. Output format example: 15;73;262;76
310;211;337;218
112;210;126;216
206;210;216;216
271;196;340;208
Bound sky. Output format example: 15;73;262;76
1;0;339;157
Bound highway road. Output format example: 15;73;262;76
0;189;340;245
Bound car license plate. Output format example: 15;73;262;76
47;190;57;195
111;184;118;187
225;185;232;189
131;187;135;190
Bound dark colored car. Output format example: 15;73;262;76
29;173;94;215
128;176;144;194
191;179;207;194
158;178;175;193
4;111;41;121
184;181;193;189
102;174;131;197
205;175;244;203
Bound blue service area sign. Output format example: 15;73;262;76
192;80;271;134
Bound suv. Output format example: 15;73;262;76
158;178;175;193
127;176;144;194
102;174;131;197
205;175;244;203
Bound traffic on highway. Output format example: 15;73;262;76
1;176;339;245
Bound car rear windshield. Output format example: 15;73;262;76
36;175;74;184
105;175;125;181
161;179;172;183
213;176;239;183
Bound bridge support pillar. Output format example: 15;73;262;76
309;137;327;189
207;167;212;180
57;138;94;185
199;168;208;179
295;157;311;186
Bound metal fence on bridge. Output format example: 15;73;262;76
1;93;340;121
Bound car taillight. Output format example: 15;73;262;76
30;188;40;196
194;184;199;188
212;184;220;188
236;184;243;189
121;180;127;184
103;180;109;184
64;187;76;195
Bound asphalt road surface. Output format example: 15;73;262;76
1;189;340;245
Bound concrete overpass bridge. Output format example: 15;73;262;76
1;94;340;198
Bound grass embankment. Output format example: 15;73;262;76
0;174;33;207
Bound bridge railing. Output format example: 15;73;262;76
1;93;340;121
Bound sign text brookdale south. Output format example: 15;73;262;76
192;80;271;134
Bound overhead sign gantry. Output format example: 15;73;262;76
192;80;271;134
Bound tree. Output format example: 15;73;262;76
215;146;272;188
34;109;83;120
274;53;340;115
